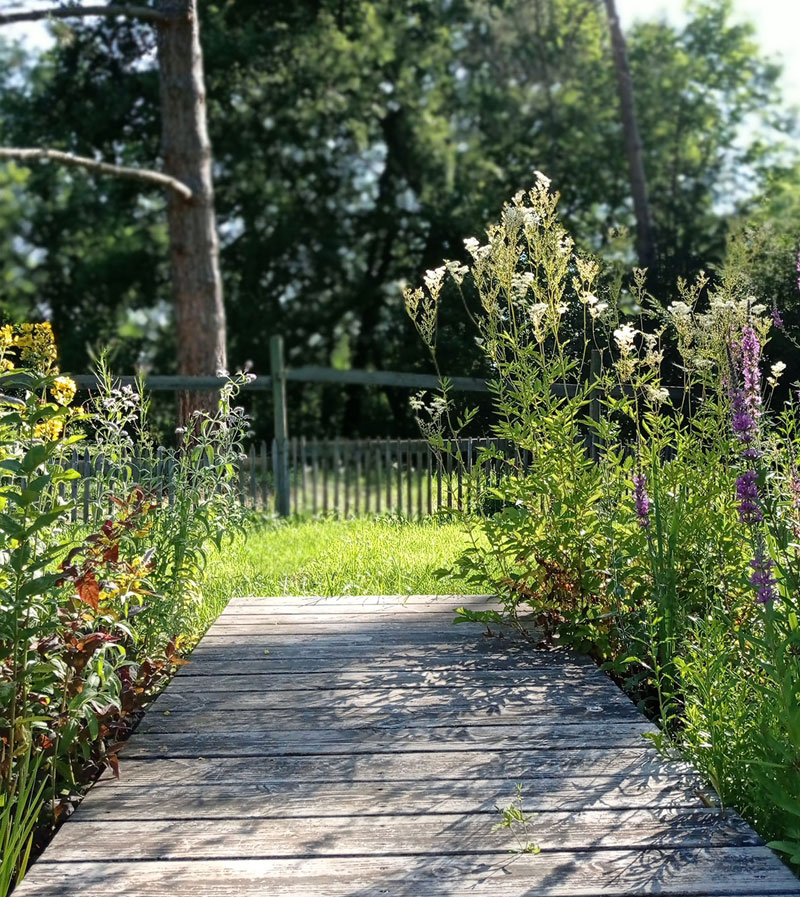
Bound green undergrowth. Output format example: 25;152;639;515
202;516;480;605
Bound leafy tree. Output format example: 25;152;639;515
0;0;226;423
0;0;796;436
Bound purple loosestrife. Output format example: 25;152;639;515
772;298;785;330
731;388;757;448
730;323;777;602
736;469;762;524
750;549;776;604
633;470;651;529
740;323;762;415
730;324;763;460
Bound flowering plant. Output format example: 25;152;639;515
407;177;800;864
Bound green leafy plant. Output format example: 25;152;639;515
493;784;540;855
0;326;254;895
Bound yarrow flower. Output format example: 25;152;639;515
423;266;446;301
768;361;786;388
633;471;651;529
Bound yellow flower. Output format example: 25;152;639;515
16;322;57;369
0;325;13;349
51;376;77;406
34;418;64;441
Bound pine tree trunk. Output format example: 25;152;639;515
156;0;226;423
603;0;657;271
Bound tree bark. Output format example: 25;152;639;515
603;0;657;271
156;0;227;423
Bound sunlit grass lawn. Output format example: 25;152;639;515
200;516;479;622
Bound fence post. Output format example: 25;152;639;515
270;335;291;516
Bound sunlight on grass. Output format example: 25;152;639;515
201;517;478;614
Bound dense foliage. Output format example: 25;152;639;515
0;0;797;436
407;177;800;866
0;325;248;893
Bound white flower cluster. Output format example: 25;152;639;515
583;293;609;319
768;360;786;388
613;323;638;354
423;266;446;302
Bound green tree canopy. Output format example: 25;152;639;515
0;0;797;435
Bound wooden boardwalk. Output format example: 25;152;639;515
16;594;800;896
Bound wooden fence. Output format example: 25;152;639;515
71;335;685;519
60;446;175;525
237;437;519;518
62;438;514;522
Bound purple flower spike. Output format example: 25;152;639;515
740;324;762;410
750;551;776;604
731;394;756;444
736;469;762;524
633;471;651;529
772;299;784;330
729;324;763;451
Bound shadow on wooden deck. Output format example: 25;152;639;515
14;594;800;896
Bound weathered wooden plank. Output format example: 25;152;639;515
186;636;574;658
101;748;687;785
176;652;591;673
136;704;640;735
147;683;633;713
209;605;490;624
119;721;654;760
62;775;715;823
215;606;494;619
168;669;604;690
225;594;494;607
197;626;531;642
44;809;761;862
16;848;800;896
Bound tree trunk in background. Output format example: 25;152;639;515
157;0;227;423
603;0;657;272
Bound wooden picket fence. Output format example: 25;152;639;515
62;446;191;525
237;437;515;518
63;438;514;521
70;337;687;520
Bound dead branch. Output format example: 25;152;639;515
0;147;192;199
0;4;170;26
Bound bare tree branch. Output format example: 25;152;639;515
0;4;171;26
0;147;193;199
